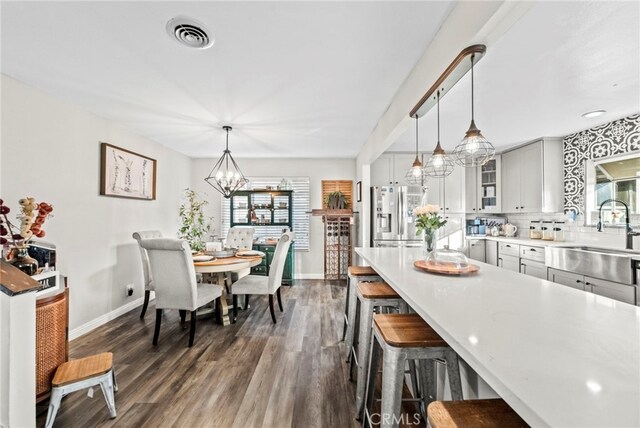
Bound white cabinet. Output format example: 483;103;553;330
426;165;465;214
500;138;563;213
466;156;501;214
547;268;637;305
486;241;498;266
371;154;394;186
467;239;486;263
520;259;547;280
499;254;520;272
436;214;465;250
371;153;429;186
586;276;636;305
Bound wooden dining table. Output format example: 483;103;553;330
193;255;263;326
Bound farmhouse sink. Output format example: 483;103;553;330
546;246;639;285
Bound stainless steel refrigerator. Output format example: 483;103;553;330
370;185;423;247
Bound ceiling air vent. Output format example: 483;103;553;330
166;16;214;49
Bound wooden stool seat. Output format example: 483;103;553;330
348;266;378;276
53;352;113;386
427;399;528;428
45;352;117;428
374;313;447;348
356;282;399;300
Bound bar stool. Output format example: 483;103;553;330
428;399;528;428
353;282;408;418
363;314;463;428
343;266;381;343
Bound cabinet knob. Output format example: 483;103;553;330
520;206;524;209
473;208;476;211
446;207;449;210
576;279;582;283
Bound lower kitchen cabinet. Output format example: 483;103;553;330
251;243;294;285
498;254;520;273
547;267;637;305
586;276;636;305
467;240;486;263
486;241;498;266
520;259;547;280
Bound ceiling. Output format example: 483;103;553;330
389;1;640;153
0;1;454;158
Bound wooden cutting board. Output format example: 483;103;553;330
413;260;479;276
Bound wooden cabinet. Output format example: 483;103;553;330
466;156;501;214
500;138;563;213
547;268;637;305
251;243;294;286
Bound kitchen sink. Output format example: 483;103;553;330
546;246;639;285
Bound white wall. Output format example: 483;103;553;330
0;75;191;330
190;158;356;277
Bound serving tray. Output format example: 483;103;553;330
413;260;479;276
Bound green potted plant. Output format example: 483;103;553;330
325;191;349;210
178;189;212;252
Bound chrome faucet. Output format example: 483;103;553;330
596;199;640;250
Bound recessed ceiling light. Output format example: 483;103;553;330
582;110;606;118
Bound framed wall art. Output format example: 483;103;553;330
100;142;157;200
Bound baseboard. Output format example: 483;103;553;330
294;273;325;280
69;296;147;341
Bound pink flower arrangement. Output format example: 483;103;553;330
413;204;440;216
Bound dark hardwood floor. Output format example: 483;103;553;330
37;280;424;427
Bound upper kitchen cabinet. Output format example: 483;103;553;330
501;138;563;213
466;156;501;214
425;163;465;214
371;153;420;186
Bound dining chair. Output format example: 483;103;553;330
132;230;162;319
230;231;294;323
225;226;255;283
139;238;223;347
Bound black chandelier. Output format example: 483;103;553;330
204;126;249;198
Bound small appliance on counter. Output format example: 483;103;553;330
466;217;506;236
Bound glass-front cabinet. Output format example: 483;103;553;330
230;190;293;227
465;155;502;213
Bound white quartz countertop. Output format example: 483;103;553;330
356;246;640;427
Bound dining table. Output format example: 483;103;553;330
193;254;263;326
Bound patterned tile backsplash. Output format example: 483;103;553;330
564;114;640;214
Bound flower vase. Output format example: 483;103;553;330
422;230;437;259
9;246;39;276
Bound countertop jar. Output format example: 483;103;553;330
529;221;542;239
553;221;565;242
542;221;554;241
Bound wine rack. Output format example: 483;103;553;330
323;215;352;280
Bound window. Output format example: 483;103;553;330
220;177;310;250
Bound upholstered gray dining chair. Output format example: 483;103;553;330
132;230;162;319
140;238;223;347
230;231;294;323
226;226;255;282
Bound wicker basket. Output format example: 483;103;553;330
35;287;68;403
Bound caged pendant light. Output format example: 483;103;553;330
453;54;495;167
424;90;455;178
204;126;249;198
405;115;427;185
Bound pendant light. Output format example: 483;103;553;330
424;90;455;178
204;126;249;198
405;115;426;185
453;54;495;167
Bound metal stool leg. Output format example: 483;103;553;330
345;279;359;359
362;333;382;426
354;298;375;415
44;388;63;428
444;348;463;400
99;371;117;418
417;358;437;420
380;348;407;428
342;275;352;341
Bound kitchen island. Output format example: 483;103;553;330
356;246;640;427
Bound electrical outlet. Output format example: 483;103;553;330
126;284;134;297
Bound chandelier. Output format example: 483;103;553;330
204;126;249;198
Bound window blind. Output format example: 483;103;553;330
221;176;310;251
